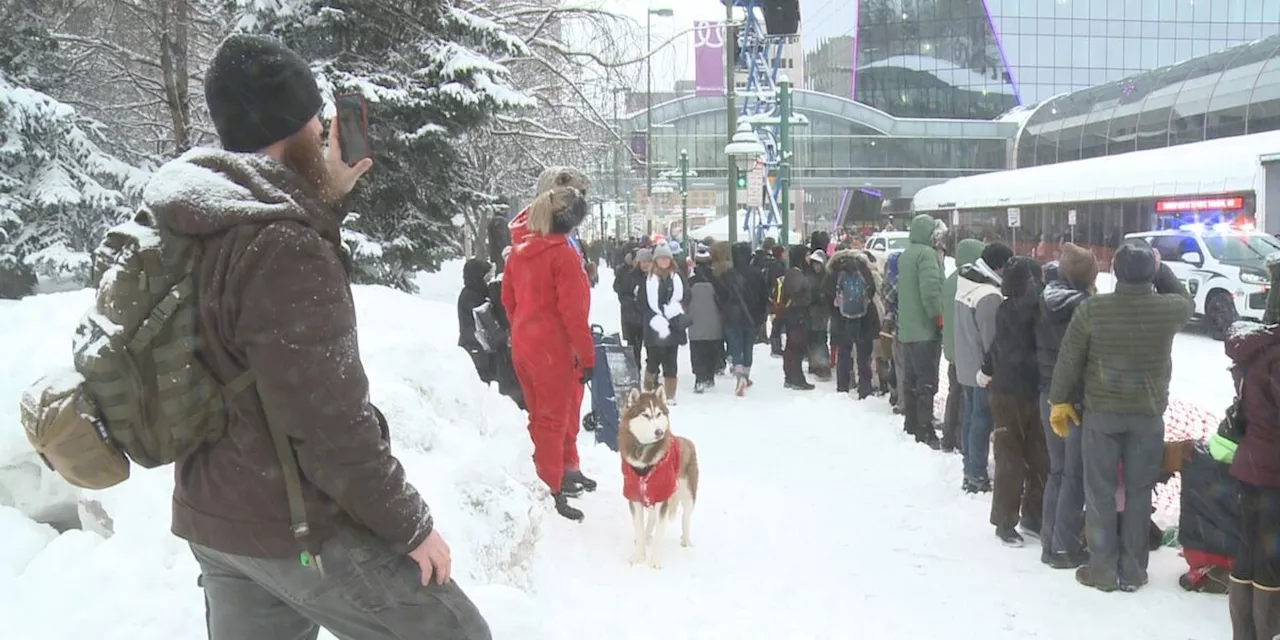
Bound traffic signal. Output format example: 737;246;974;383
736;168;747;189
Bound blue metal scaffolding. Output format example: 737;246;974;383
731;0;792;246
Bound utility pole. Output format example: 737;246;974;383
779;75;792;246
613;87;623;237
679;149;690;257
724;3;738;243
645;7;674;237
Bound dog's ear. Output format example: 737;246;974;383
626;387;641;408
654;384;666;405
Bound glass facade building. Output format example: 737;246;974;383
801;0;1280;121
1015;34;1280;167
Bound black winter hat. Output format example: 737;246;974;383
205;35;323;153
980;242;1014;271
1113;240;1158;285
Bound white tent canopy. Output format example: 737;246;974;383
688;215;800;242
913;128;1280;212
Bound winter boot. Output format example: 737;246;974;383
1075;565;1117;593
663;377;679;405
785;379;816;391
563;469;597;493
1231;579;1258;638
996;526;1025;548
1253;584;1280;639
553;492;584;522
1018;517;1042;541
644;371;658;391
694;380;709;394
734;365;748;397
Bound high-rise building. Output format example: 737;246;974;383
802;0;1280;120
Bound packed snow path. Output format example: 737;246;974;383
521;267;1227;640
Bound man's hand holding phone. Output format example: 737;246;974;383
327;119;373;199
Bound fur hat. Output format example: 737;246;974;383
1113;240;1157;285
205;35;322;153
534;166;589;197
634;247;653;263
1057;243;1098;290
980;242;1013;271
526;186;587;236
653;242;674;261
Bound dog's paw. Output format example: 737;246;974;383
629;552;647;566
647;559;663;570
680;537;693;548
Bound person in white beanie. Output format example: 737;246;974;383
641;242;692;402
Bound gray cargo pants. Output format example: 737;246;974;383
191;526;491;640
1082;410;1165;589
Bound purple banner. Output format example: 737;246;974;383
693;21;725;97
630;131;647;170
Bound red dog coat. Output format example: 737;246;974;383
622;438;681;507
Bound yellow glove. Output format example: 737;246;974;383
1049;404;1080;438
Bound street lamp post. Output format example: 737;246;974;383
646;6;674;237
679;149;690;257
724;120;764;244
724;2;738;242
778;75;793;246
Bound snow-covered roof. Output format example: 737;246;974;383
688;215;798;242
860;55;1015;96
913;128;1280;212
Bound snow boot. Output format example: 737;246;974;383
996;526;1025;548
1075;565;1117;593
553;492;584;522
563;469;597;493
644;371;658;391
694;380;709;394
1046;549;1089;570
785;379;816;391
1018;518;1042;541
663;377;679;405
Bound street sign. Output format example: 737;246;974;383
1067;209;1077;226
951;209;959;225
746;160;765;208
1007;207;1021;228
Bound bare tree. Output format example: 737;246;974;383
42;0;233;161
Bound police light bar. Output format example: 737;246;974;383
1156;196;1244;212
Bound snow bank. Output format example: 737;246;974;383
0;283;549;638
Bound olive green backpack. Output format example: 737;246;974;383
21;207;257;489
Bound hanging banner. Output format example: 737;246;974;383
746;160;764;208
693;21;726;97
630;132;647;170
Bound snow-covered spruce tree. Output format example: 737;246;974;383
235;1;533;290
0;8;143;297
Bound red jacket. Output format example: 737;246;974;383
622;438;681;506
501;232;594;371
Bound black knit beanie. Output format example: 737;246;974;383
1113;241;1157;285
980;242;1013;271
205;35;323;152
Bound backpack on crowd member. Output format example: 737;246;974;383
472;300;509;352
20;210;295;503
835;269;870;319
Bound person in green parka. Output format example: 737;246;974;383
941;238;985;453
897;214;946;448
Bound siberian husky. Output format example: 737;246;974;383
618;387;699;569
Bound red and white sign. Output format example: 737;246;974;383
1155;196;1245;213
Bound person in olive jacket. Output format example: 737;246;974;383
1049;240;1193;593
896;214;945;447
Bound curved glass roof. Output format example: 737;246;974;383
1014;34;1280;168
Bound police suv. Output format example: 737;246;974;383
1126;224;1278;337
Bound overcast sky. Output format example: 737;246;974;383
598;0;729;91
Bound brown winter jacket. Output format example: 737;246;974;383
1226;322;1280;489
146;149;431;558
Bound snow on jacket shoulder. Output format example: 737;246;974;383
953;260;1003;387
501;233;595;370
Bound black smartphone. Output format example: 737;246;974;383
334;93;372;166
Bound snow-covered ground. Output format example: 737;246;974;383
0;262;1228;639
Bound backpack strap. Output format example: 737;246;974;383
232;370;319;574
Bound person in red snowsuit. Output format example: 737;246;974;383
502;184;595;522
